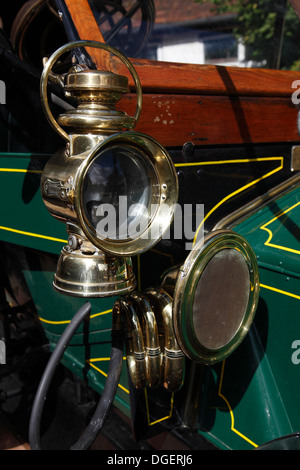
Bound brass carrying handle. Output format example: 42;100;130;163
40;40;143;142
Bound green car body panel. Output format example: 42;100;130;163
1;151;300;449
198;182;300;450
0;153;130;416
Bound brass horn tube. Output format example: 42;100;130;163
129;292;161;388
113;298;146;389
145;288;185;393
113;287;185;392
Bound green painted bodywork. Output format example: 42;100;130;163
198;182;300;450
0;153;131;416
1;151;300;449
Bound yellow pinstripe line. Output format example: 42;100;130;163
0;225;67;244
89;356;127;362
0;167;65;244
260;201;300;255
38;317;70;325
88;360;129;394
38;309;128;392
0;159;284;247
38;308;112;325
38;306;127;393
218;360;258;448
175;157;283;168
144;388;174;426
0;168;167;406
190;157;284;245
219;285;299;447
0;168;43;173
260;284;300;300
90;309;113;318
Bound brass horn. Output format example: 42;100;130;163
113;288;185;392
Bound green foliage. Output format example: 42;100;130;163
194;0;300;68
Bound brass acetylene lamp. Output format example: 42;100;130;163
40;40;178;297
39;41;260;395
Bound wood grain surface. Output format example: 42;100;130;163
64;0;300;146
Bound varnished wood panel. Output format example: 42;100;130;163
65;0;300;98
121;94;300;147
120;59;300;99
64;0;300;146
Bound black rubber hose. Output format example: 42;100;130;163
29;302;124;450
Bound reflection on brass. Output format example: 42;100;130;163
39;41;145;297
57;67;136;156
129;292;161;389
113;298;147;390
40;40;143;143
41;131;178;257
40;40;178;304
111;230;258;390
39;41;178;297
75;132;179;257
159;265;180;296
172;230;260;365
54;223;136;298
113;288;185;392
54;246;136;298
145;288;185;393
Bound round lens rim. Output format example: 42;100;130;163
75;131;178;256
172;230;260;365
81;143;157;242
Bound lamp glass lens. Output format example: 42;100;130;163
82;145;157;240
